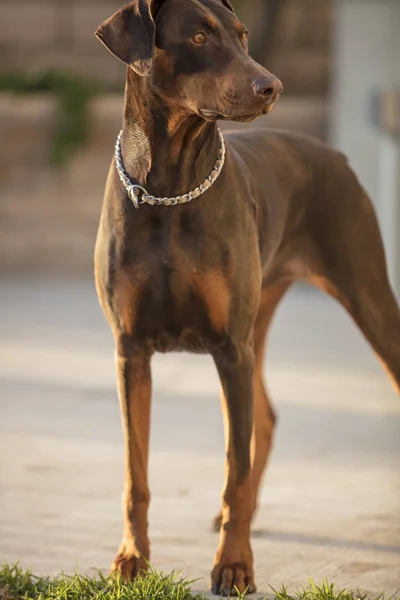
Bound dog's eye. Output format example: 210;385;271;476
242;29;249;46
191;31;207;45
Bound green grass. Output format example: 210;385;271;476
0;565;205;600
0;564;397;600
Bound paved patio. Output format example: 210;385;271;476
0;279;399;595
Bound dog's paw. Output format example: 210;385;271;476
211;511;223;533
211;542;256;596
111;552;148;581
211;564;256;596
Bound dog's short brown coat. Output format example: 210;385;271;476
94;0;400;594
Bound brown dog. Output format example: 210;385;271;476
94;0;400;595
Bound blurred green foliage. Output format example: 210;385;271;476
0;70;97;167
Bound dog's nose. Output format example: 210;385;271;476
252;76;283;104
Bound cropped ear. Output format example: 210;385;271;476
220;0;235;12
95;0;155;76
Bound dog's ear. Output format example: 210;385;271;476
220;0;235;12
95;0;155;76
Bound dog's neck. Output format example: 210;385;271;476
120;69;221;198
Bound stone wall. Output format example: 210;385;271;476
0;0;125;85
0;0;332;275
0;0;332;93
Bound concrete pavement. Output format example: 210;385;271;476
0;279;399;595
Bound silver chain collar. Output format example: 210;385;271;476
114;128;226;208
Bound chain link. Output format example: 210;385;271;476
114;128;226;209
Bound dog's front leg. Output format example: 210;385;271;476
111;343;152;580
211;344;256;596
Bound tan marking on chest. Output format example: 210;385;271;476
193;270;230;332
114;269;148;335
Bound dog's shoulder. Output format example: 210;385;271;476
225;127;348;165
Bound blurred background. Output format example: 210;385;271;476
0;0;399;594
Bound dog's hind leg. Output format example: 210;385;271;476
306;174;400;395
212;281;290;532
310;273;400;395
250;282;291;510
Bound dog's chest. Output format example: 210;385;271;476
115;261;230;352
109;213;233;352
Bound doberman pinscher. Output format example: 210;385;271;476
94;0;400;594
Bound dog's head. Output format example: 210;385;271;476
95;0;283;123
